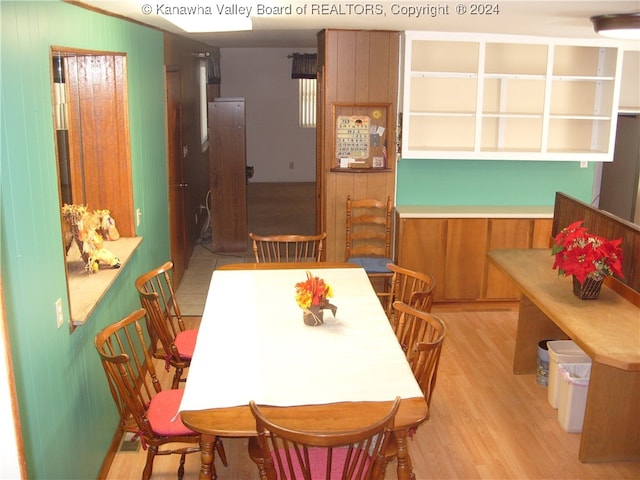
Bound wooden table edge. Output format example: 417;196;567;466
180;397;428;437
487;249;640;372
218;262;361;271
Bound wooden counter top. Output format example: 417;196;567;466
396;205;554;219
488;248;640;371
67;237;143;325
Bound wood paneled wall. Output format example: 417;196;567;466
64;53;134;237
553;192;640;293
317;30;400;262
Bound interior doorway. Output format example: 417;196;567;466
246;182;316;237
165;66;188;284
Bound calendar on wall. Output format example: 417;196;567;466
336;115;370;159
331;103;391;170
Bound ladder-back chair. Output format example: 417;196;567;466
250;232;327;263
345;196;394;298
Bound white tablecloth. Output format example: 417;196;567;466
178;267;423;413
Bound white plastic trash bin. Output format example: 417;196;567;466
547;340;591;408
557;363;591;433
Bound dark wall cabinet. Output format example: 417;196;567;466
209;98;247;252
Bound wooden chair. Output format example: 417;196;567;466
135;261;196;389
392;301;446;408
345;195;394;298
247;397;400;480
385;302;446;467
385;263;437;322
250;232;327;263
94;308;226;480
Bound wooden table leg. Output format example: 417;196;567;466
579;362;640;462
394;429;415;480
513;296;567;374
198;434;217;480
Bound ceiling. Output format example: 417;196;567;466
77;1;640;49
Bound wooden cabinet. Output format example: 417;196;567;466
402;32;623;161
397;215;553;302
485;219;535;299
445;219;489;300
209;98;247;252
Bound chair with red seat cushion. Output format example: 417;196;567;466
94;308;226;480
247;397;400;480
136;261;197;389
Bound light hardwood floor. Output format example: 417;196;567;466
106;303;640;479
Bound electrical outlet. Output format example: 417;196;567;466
579;161;588;169
136;208;142;226
55;298;63;328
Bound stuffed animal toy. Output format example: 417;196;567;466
62;204;121;273
96;209;120;241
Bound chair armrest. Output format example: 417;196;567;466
408;290;435;310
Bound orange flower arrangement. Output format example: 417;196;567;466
552;221;624;284
295;271;337;325
295;271;334;310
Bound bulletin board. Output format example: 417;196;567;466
331;103;392;171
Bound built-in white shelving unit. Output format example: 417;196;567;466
402;32;624;161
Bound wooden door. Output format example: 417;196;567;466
316;65;326;238
166;67;187;284
484;219;533;299
444;219;489;300
397;218;448;302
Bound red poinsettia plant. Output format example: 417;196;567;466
552;221;624;284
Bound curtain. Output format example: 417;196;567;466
291;53;317;79
206;52;221;85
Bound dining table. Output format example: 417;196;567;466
178;262;428;480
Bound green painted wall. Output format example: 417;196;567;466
1;2;169;478
396;159;596;206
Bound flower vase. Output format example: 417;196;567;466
303;305;324;326
572;275;603;300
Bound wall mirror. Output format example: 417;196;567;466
50;47;138;326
